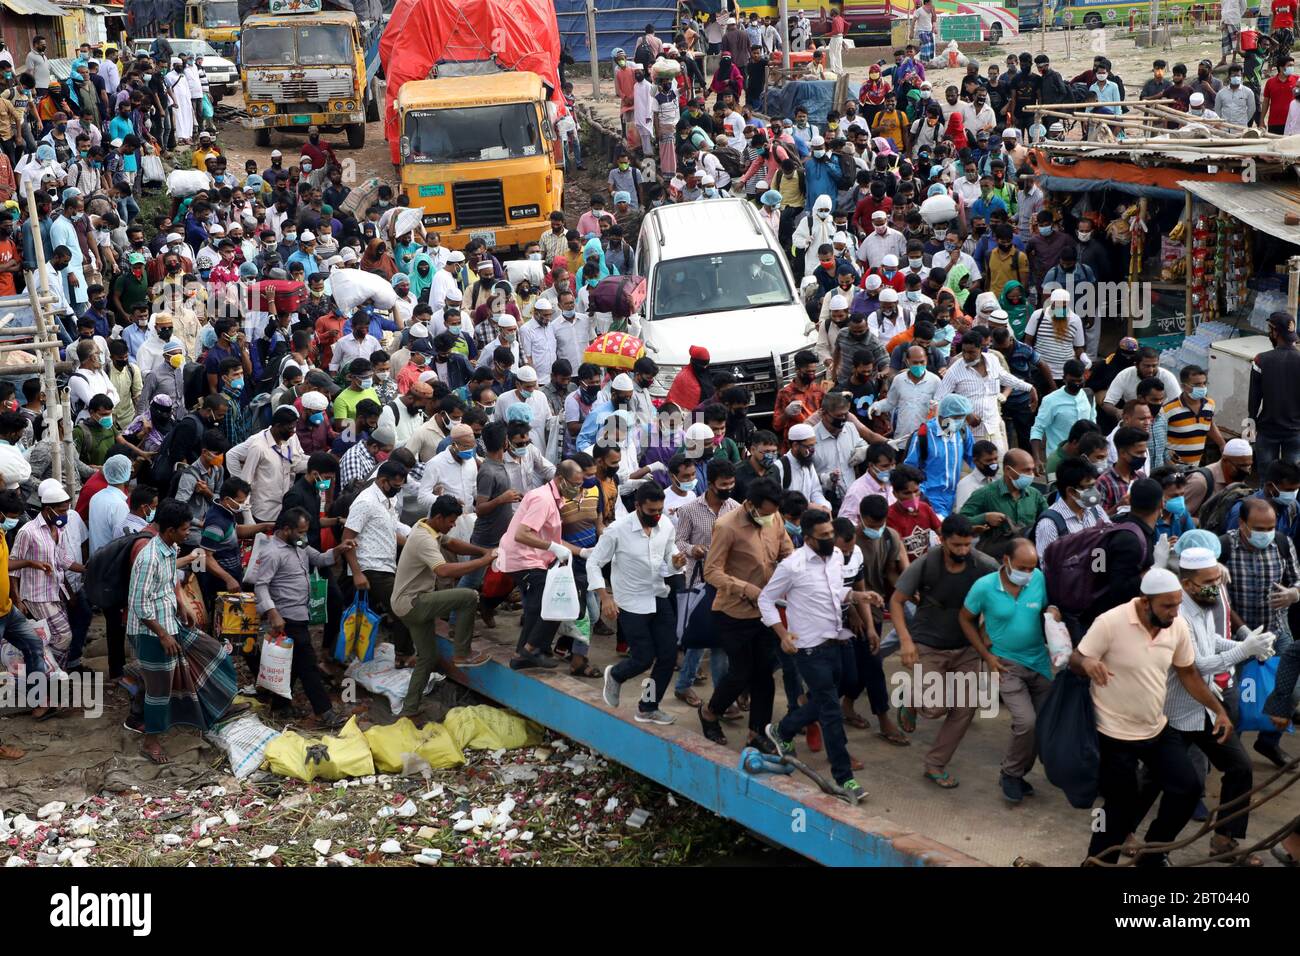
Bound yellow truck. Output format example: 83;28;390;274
184;0;241;56
239;0;382;149
397;71;565;252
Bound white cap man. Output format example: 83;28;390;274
339;246;359;264
495;314;518;331
827;293;849;313
881;253;899;271
38;478;71;506
683;421;716;459
879;287;899;304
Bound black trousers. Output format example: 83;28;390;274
513;567;561;656
707;612;778;736
105;608;127;680
1087;726;1201;866
362;569;412;656
611;598;676;713
270;619;332;716
1134;714;1254;841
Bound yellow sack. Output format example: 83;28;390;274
444;705;545;751
264;716;376;782
363;718;466;773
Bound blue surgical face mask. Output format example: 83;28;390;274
360;377;374;390
582;476;598;488
1277;489;1299;506
1249;529;1276;550
309;412;324;425
145;508;156;523
456;448;475;461
784;520;799;536
1039;225;1053;237
228;377;244;392
1165;495;1186;514
1190;386;1208;400
1006;566;1033;586
315;478;331;491
1010;472;1033;491
98;415;114;429
861;525;883;540
2;517;18;531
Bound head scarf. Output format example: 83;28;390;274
582;236;609;282
360;238;396;279
407;251;436;301
999;279;1027;331
945;262;972;308
944;112;968;150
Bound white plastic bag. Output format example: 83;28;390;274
540;559;580;622
330;268;399;313
167;169;212;198
257;636;295;699
141;150;166;184
208;714;280;779
1044;615;1073;670
346;643;438;712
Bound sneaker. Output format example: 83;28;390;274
1020;777;1035;797
602;665;621;708
1000;772;1024;804
841;779;865;804
634;709;675;725
765;722;795;757
1253;738;1291;769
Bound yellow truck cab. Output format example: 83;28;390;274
240;3;380;149
397;71;565;252
185;0;241;56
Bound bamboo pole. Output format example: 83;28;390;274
1026;99;1176;111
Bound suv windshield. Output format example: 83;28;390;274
651;250;792;320
404;103;540;164
241;24;352;66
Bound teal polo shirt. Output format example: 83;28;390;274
963;568;1053;678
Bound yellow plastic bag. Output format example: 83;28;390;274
264;716;376;782
444;705;544;751
363;718;466;773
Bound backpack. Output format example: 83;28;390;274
633;39;654;71
1040;522;1148;616
591;275;646;317
1198;481;1253;534
183;361;207;409
84;532;153;610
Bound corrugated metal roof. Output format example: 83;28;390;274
1178;180;1300;248
0;0;70;16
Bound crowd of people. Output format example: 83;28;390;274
0;15;1295;866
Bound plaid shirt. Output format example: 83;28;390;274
339;440;379;491
1222;533;1298;640
11;515;74;603
674;494;740;582
127;535;179;636
1097;465;1145;514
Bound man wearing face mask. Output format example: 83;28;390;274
856;209;907;271
1072;565;1232;867
226;407;308;523
783;422;831;510
1247;312;1300;471
1216;62;1255;126
495;365;551;451
340;458;413;657
1185;437;1252;518
1029;358;1093;472
934;327;1032;456
960;537;1059;802
958;448;1047;559
904;393;976;518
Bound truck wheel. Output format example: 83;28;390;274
1084;13;1102;29
988;23;1002;42
346;123;365;149
365;88;380;123
253;127;271;147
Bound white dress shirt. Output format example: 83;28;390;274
69;366;119;422
495;388;552;451
518;319;558;383
586;510;680;614
430;269;462;312
552;314;592;371
813;420;868;497
377;398;425;446
330;333;381;373
872;369;939;438
758;545;850;648
855;227;908;269
344;482;406;575
420;447;478;514
503;444;556;494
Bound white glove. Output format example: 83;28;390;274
578;548;593;560
785;400;804;416
648;460;667;473
1268;583;1300;610
547;542;571;565
1240;630;1277;661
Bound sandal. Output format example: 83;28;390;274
453;652;492;668
1272;844;1299;867
876;729;911;746
569;662;601;678
843;709;869;730
0;744;25;760
897;705;917;734
140;742;171;765
924;770;959;789
1208;836;1263;866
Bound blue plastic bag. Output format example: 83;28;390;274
334;592;381;664
1238;657;1294;733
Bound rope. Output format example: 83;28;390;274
1085;752;1300;867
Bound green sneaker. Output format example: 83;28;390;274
765;722;795;757
841;779;866;804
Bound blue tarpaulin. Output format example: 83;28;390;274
1039;174;1183;203
553;0;678;62
760;79;861;128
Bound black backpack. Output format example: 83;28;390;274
84;532;153;610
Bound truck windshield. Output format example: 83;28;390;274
241;27;294;65
651;251;793;320
204;1;239;27
241;24;352;66
404;103;540;164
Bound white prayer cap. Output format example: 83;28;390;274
515;365;539;383
810;135;825;147
1050;288;1070;304
611;373;635;391
300;230;315;242
1223;438;1252;457
1178;547;1217;571
1190;92;1205;107
864;274;882;291
685;422;714;441
788;423;816;441
879;287;899;303
38;478;70;505
882;254;899;268
495;314;518;329
339;247;359;262
828;294;849;311
1140;567;1181;595
301;391;329;412
988;309;1009;325
533;298;554;312
446;288;464;302
409;322;430;339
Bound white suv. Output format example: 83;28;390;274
634;198;815;413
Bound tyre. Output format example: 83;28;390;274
988;22;1003;42
365;91;379;123
253;126;271;147
1084;13;1101;29
346;123;365;149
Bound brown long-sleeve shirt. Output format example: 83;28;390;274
703;505;793;620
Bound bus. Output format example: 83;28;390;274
1045;0;1212;30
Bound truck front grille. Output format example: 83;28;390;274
452;179;506;229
